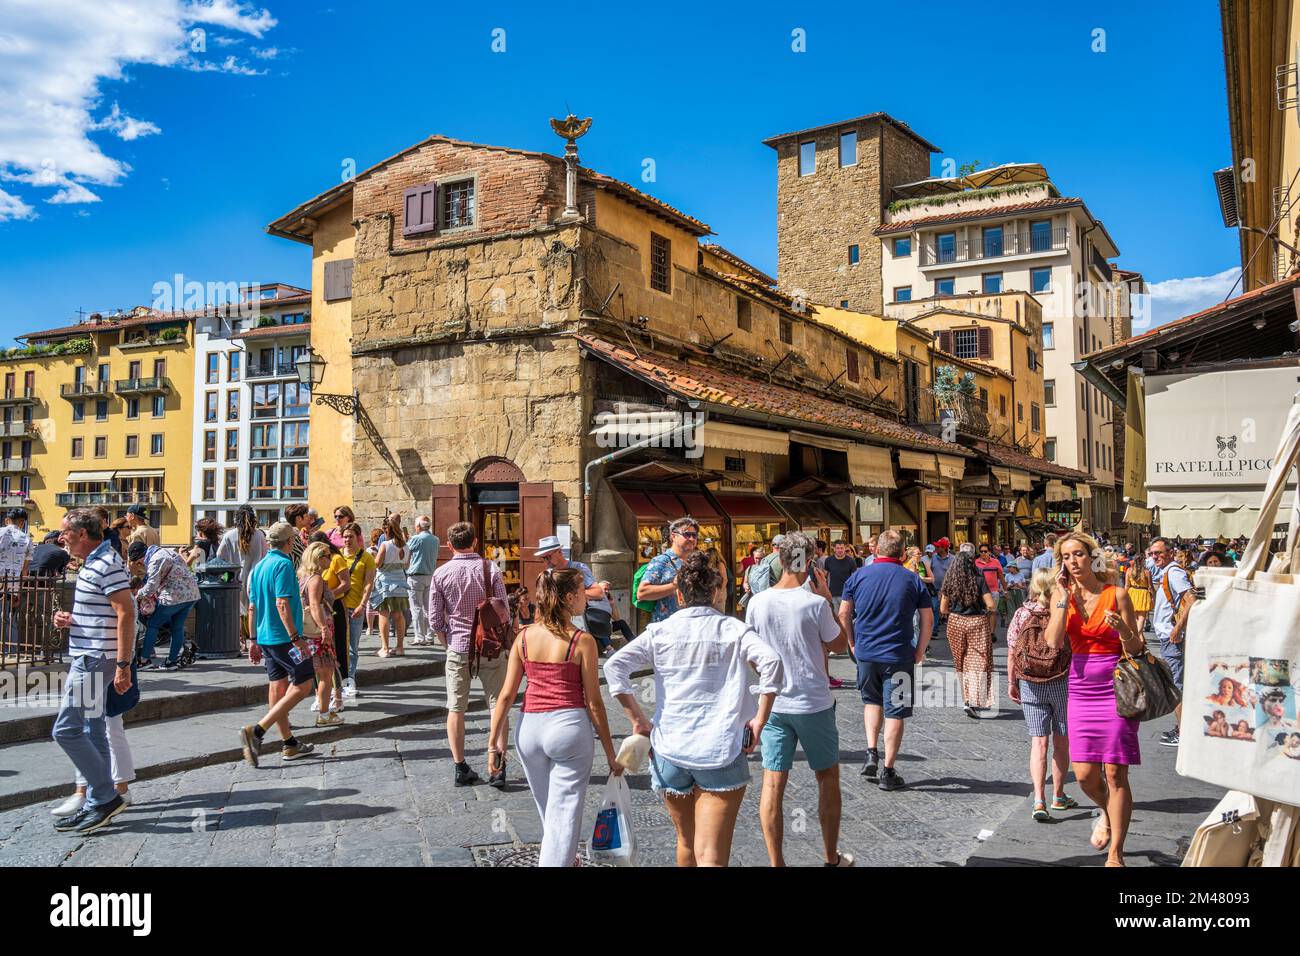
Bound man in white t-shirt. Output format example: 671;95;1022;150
745;530;854;868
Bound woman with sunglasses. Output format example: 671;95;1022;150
974;543;1006;634
328;506;354;550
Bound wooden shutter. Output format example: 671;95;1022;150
977;326;992;358
846;349;859;383
430;483;463;567
324;258;354;301
519;482;554;593
403;184;438;237
937;330;954;354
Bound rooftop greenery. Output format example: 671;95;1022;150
0;337;93;361
888;181;1061;215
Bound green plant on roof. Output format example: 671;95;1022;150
0;336;92;360
256;316;276;328
887;181;1060;215
932;364;976;400
158;327;182;341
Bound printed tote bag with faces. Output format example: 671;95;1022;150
1176;402;1300;805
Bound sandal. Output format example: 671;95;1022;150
1050;794;1078;811
377;647;390;658
1032;801;1050;822
1090;815;1111;851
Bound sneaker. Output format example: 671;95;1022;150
282;741;316;761
310;698;321;712
1159;729;1181;748
329;693;343;713
1159;726;1178;743
136;658;156;670
860;748;880;781
58;795;126;834
454;763;481;787
824;851;856;867
315;712;344;727
828;677;846;689
49;793;85;817
341;678;358;699
158;661;181;672
238;724;261;768
878;767;906;792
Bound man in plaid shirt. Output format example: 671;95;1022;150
430;521;509;788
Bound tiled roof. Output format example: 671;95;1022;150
699;244;776;286
234;322;311;340
576;334;968;455
20;310;193;341
583;169;711;236
761;112;940;153
873;197;1082;236
980;441;1093;482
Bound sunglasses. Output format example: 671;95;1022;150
675;531;699;539
334;513;348;520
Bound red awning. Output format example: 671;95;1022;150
617;489;673;522
712;493;785;520
647;492;688;522
676;492;721;521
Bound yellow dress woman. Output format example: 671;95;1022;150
1125;563;1153;633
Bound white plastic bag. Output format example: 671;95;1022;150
616;734;650;773
589;774;638;866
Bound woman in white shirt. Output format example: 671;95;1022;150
605;551;783;867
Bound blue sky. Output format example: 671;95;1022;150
0;0;1239;340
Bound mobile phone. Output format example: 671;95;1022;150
287;644;305;665
742;726;753;750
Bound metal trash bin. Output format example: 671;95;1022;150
195;558;242;658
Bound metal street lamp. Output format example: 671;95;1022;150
295;346;359;418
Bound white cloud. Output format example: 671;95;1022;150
183;53;268;75
252;45;279;59
212;34;244;46
1135;266;1243;333
0;0;277;215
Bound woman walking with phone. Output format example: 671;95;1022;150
489;568;620;867
299;542;343;725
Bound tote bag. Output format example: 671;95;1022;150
1176;402;1300;805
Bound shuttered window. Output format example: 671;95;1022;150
846;349;859;383
403;184;438;237
324;258;354;301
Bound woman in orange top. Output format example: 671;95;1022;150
1043;530;1146;867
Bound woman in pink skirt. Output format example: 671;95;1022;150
1043;530;1145;867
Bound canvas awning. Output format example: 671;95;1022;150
66;470;116;483
1044;480;1071;502
115;469;165;479
789;430;852;453
846;445;895;489
1150;488;1295;538
699;421;788;457
1074;483;1092;500
936;454;966;480
1122;503;1154;525
1008;470;1033;491
988;466;1012;486
898;450;939;475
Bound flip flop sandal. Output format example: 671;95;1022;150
1032;802;1050;822
1051;794;1079;811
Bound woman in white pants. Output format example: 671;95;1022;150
490;567;620;867
50;713;135;815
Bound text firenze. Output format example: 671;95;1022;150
50;887;151;936
1153;457;1273;475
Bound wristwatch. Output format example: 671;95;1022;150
115;660;131;668
1055;601;1067;609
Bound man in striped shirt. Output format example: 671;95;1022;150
51;510;135;834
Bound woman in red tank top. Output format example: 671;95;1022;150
490;567;620;867
1044;531;1146;867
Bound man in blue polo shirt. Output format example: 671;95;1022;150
239;522;316;767
837;530;932;792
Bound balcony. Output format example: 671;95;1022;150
0;458;31;473
0;494;30;508
0;390;38;407
903;387;991;438
60;382;109;400
0;421;37;439
114;376;172;395
246;361;299;381
920;227;1068;267
1090;245;1113;280
55;490;164;508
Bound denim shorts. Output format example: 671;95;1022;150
1159;636;1184;691
760;706;840;773
856;659;915;719
650;748;750;797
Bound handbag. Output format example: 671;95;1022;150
1176;403;1300;806
1112;640;1180;721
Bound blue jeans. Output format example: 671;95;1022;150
348;610;364;677
146;601;197;664
52;655;117;809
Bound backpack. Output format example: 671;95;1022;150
747;554;777;597
1012;606;1070;683
471;559;513;674
632;554;679;613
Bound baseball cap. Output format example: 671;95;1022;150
935;537;951;548
266;521;295;546
924;544;936;553
126;503;148;517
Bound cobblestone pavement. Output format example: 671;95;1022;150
0;633;1220;867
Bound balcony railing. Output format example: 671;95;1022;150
55;490;164;508
246;362;299;380
904;387;990;438
0;494;30;508
0;422;37;438
60;382;109;399
0;390;38;406
114;376;171;395
0;458;31;473
1090;245;1113;280
920;227;1068;267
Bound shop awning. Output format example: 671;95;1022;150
989;466;1012;486
1008;470;1033;492
66;470;116;483
775;497;850;530
1044;480;1071;502
1122;503;1154;525
675;491;721;521
712;493;785;520
846;445;896;489
789;430;852;453
936;454;966;480
608;460;724;485
1074;483;1092;500
616;489;674;522
700;422;788;457
1150;488;1295;537
115;469;165;478
897;450;939;475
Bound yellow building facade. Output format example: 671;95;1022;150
6;310;196;543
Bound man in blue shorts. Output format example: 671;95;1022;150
838;530;932;791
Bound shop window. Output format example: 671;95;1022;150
724;456;746;473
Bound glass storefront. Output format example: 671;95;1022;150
479;504;522;589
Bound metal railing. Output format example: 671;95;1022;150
0;494;30;507
55;490;164;507
0;458;30;472
0;572;66;669
0;421;37;438
245;362;299;380
921;227;1068;266
1090;245;1113;279
60;382;109;399
114;376;171;394
904;386;990;437
0;390;38;405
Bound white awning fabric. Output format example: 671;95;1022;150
66;470;116;483
936;454;966;480
699;422;788;457
989;466;1012;486
1122;504;1155;525
897;450;938;475
847;445;896;490
1044;480;1071;502
789;430;852;453
116;469;165;478
1148;487;1296;539
1075;483;1093;500
1008;470;1033;492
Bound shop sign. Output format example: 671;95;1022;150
955;496;978;515
980;499;999;513
855;493;883;523
924;493;951;513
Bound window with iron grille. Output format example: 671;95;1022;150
953;328;979;359
724;456;746;473
737;297;752;331
650;233;671;293
441;179;475;230
779;317;793;345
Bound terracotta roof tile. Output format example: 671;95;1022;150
234;322;311;340
874;197;1082;236
576;334;967;455
980;441;1092;482
699;244;776;286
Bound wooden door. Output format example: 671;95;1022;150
519;482;554;593
430;483;463;566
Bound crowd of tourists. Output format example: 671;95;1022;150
34;500;1211;867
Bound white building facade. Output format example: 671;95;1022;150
189;283;311;529
877;177;1131;531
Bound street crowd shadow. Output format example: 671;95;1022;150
1132;795;1219;815
907;776;1033;797
111;786;393;834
